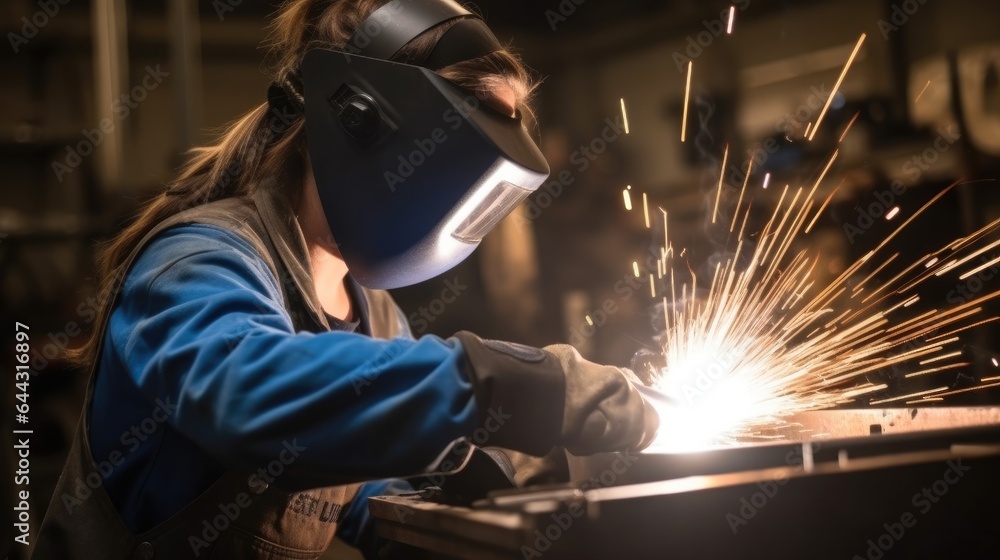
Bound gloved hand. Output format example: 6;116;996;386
546;344;659;456
452;332;659;457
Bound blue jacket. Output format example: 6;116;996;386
88;223;480;552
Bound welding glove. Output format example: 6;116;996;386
453;332;659;457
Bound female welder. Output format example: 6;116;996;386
33;1;658;558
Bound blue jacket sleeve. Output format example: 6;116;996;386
112;224;479;489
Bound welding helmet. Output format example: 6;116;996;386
298;0;550;289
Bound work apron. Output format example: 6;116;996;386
32;183;408;559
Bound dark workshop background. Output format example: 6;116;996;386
2;0;1000;558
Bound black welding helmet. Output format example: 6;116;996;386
299;0;550;289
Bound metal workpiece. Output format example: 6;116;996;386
370;410;1000;559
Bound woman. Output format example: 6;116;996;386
34;1;657;558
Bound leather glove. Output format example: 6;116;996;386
546;344;658;456
452;332;659;457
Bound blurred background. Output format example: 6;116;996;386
2;0;999;556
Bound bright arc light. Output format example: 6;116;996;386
648;343;796;452
641;176;1000;452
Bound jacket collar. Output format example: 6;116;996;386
251;180;371;333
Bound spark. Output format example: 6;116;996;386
623;187;633;210
840;384;887;398
839;111;861;143
762;172;771;190
682;61;693;143
868;387;949;406
960;254;1000;281
727;5;735;34
808;33;867;141
915;80;931;103
805;179;844;234
643;192;651;229
886;206;901;220
730;158;753;232
994;358;1000;368
713;144;729;224
804;122;813;138
919;351;964;366
904;362;970;379
621;98;631;134
661;207;669;250
645;167;1000;450
585;315;594;326
940;237;1000;276
650;273;657;298
633;261;641;278
933;382;1000;399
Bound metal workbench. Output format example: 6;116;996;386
370;408;1000;559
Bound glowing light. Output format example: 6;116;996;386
620;98;630;134
915;80;931;103
642;173;1000;449
712;144;728;224
993;358;999;368
643;192;651;229
727;6;736;34
809;33;866;141
682;61;693;143
623;188;633;210
869;387;949;406
763;173;771;189
730;159;753;233
585;315;594;326
839;111;861;143
806;179;845;234
960;254;1000;280
633;261;640;278
886;206;901;220
918;351;963;366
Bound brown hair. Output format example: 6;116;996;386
68;0;537;367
